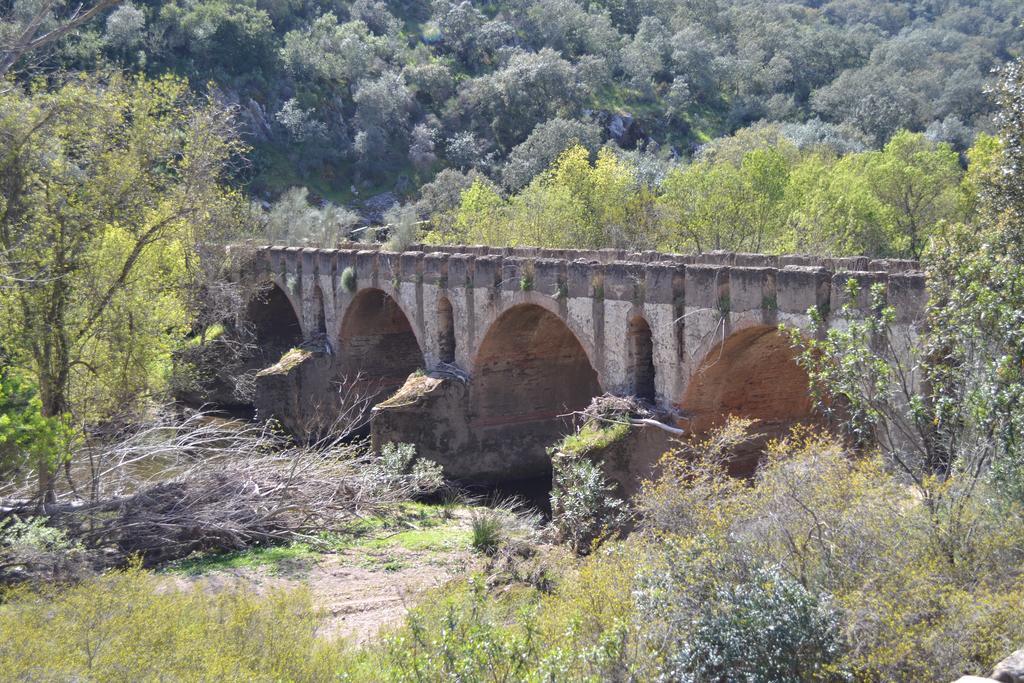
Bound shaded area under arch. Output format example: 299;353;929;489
371;303;602;485
679;325;815;475
627;315;656;402
246;282;302;354
310;284;327;337
254;288;425;441
338;288;424;400
469;304;601;478
436;296;455;365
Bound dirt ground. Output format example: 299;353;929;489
169;506;478;644
188;547;470;643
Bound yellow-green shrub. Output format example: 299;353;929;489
0;566;346;681
634;424;1024;680
534;540;649;679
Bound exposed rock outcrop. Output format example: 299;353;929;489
952;649;1024;683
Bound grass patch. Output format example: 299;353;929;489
168;501;470;574
0;567;348;680
168;542;315;575
558;418;631;456
361;525;469;552
376;373;440;408
256;347;312;376
343;500;473;553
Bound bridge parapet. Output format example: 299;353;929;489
314;241;921;272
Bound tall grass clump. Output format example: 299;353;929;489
470;509;504;554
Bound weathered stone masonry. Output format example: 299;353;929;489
247;243;926;483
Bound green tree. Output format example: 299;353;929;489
927;57;1024;502
784;152;894;256
0;368;73;483
280;16;389;92
0;73;241;497
0;0;120;77
862;131;963;259
787;132;963;258
789;58;1024;558
436;178;507;245
441;145;654;250
517;145;650;249
657;143;793;253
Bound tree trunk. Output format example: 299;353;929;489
36;368;69;504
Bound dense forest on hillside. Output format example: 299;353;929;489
40;0;1024;216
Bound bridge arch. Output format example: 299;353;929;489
247;281;303;351
469;303;602;478
338;287;424;394
626;314;656;402
311;284;327;337
680;324;813;435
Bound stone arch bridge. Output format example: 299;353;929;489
245;244;925;485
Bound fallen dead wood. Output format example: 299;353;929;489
1;410;442;577
628;418;686;435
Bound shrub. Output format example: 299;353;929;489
637;417;752;538
0;370;75;484
375;442;444;494
0;516;90;585
635;422;1024;681
380;578;541;681
340;266;357;293
535;540;650;679
550;442;627;554
677;566;848;682
383;203;419;251
0;567;345;680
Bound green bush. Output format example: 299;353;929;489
678;566;847;682
375;442;444;494
340;266;357;293
380;578;541;681
550;448;627;554
0;516;90;585
632;425;1024;680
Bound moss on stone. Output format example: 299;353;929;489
557;418;631;457
256;347;312;376
377;372;442;408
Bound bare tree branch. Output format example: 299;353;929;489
0;0;121;78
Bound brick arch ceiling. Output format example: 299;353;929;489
679;325;812;432
471;303;601;426
338;288;424;382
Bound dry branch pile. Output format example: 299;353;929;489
576;394;686;435
2;412;442;577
